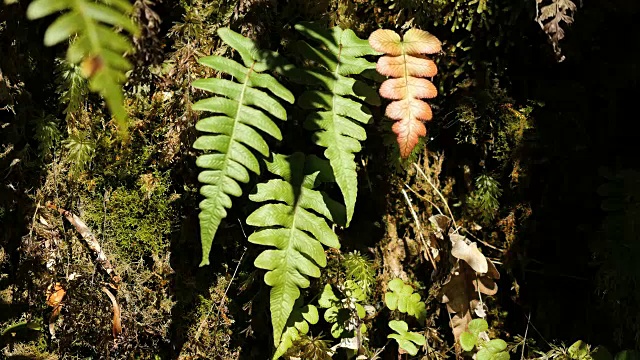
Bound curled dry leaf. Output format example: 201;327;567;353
429;214;453;239
46;282;66;338
369;28;441;158
102;287;122;338
535;0;578;61
450;233;488;274
46;282;65;308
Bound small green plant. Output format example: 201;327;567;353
33;113;61;157
384;278;427;323
459;318;509;360
342;251;376;299
318;281;368;339
540;340;640;360
55;58;89;121
63;131;96;173
467;174;502;224
384;278;427;355
388;320;426;356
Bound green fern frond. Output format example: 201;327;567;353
467;174;502;223
55;58;88;120
33;113;62;157
246;152;344;347
288;22;380;226
193;28;294;266
27;0;140;136
63;131;95;172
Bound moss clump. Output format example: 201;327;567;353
83;171;175;262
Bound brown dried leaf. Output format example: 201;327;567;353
535;0;578;61
429;214;453;237
46;283;65;338
441;261;500;353
450;234;488;274
46;283;65;308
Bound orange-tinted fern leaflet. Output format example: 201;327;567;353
369;29;442;158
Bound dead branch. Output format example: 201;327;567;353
47;203;121;286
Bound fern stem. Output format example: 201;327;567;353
220;61;254;188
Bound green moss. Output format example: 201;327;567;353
83;171;175;262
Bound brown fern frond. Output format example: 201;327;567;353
369;29;441;158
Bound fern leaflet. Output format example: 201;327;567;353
288;22;380;226
193;28;294;266
27;0;140;137
273;299;319;359
247;152;344;347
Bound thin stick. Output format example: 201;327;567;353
524;311;553;349
27;201;41;246
520;310;531;360
194;219;248;341
461;228;503;252
48;203;121;285
413;163;458;232
401;188;437;269
404;183;444;216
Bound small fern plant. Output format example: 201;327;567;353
246;152;344;349
286;22;380;225
27;0;140;137
192;28;294;266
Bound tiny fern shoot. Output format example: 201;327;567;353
246;152;344;347
288;22;380;226
193;28;294;266
27;0;140;137
369;29;441;158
